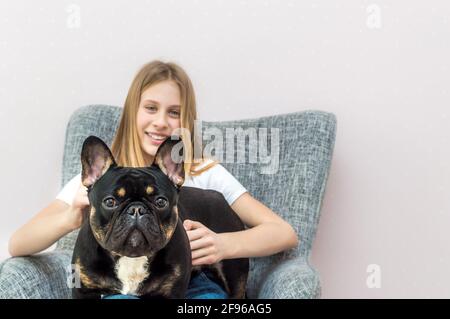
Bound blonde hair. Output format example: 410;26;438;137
111;60;217;176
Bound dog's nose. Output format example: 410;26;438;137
126;204;147;218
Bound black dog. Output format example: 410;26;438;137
71;135;248;299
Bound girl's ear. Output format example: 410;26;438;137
81;136;117;188
153;136;185;188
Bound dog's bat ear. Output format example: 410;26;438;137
153;135;185;188
81;136;117;188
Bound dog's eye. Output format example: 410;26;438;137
103;197;117;208
155;197;167;209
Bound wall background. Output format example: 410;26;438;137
1;0;449;298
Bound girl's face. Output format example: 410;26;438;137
136;80;182;164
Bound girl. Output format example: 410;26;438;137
8;60;298;298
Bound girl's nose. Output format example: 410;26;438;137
152;111;168;128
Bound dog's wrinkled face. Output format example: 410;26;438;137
80;136;185;258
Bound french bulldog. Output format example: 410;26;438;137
71;135;248;299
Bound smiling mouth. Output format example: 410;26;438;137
145;132;169;146
145;132;167;140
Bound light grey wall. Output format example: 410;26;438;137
1;0;449;298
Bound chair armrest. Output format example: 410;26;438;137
0;250;73;299
257;257;321;299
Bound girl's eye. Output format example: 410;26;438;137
155;197;168;208
103;197;117;208
145;105;157;112
169;110;180;117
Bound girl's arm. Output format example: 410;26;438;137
8;184;90;257
225;192;299;259
184;192;299;265
8;200;73;257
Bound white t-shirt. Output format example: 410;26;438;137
56;160;248;207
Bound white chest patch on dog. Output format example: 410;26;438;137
115;256;150;295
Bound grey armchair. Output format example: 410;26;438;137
0;105;336;299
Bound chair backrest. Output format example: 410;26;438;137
56;105;336;296
57;105;121;251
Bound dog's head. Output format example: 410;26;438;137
80;135;185;258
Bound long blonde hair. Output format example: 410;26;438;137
111;60;216;176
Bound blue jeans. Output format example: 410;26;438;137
102;271;228;299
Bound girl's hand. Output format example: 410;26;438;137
183;219;228;266
64;184;90;231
